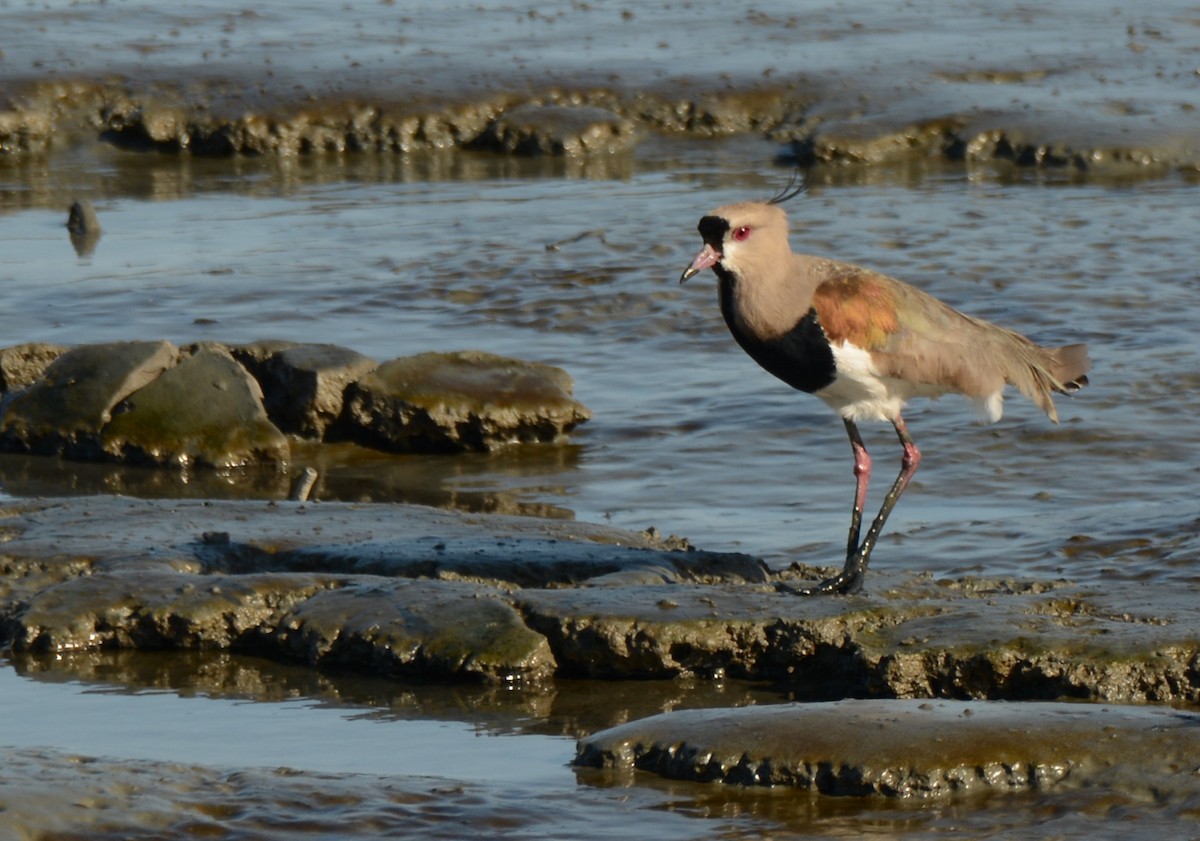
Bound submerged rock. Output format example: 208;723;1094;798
340;350;591;453
65;199;102;257
575;698;1200;796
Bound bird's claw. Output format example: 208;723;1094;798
776;563;865;596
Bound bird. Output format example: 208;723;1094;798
680;180;1090;595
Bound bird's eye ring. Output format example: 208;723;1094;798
732;226;751;242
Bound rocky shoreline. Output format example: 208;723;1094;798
3;75;1198;178
3;496;1195;700
2;494;1198;796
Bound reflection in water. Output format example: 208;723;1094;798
5;651;1199;840
0;440;582;519
5;649;782;738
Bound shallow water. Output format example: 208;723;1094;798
4;652;1200;840
2;0;1200;837
3;144;1196;584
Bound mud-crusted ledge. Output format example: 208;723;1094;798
1;496;1197;704
3;78;1197;176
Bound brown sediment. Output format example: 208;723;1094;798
3;75;1195;177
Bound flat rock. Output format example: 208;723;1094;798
0;340;177;458
0;497;757;684
1;496;1200;702
13;570;339;652
100;347;290;468
575;698;1200;796
274;578;556;682
340;350;591;453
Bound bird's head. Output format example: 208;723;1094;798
680;174;805;284
679;201;793;284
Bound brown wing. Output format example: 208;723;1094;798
810;270;902;351
812;267;1082;419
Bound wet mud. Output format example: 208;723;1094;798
3;495;1200;694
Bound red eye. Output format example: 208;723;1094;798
732;226;751;242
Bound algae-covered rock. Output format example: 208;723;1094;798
0;340;177;458
275;579;556;683
340;350;591;453
0;340;591;465
100;347;290;468
575;699;1200;796
12;570;339;653
4;496;1200;698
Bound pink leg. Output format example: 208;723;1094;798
843;419;872;563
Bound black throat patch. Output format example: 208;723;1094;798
717;276;836;394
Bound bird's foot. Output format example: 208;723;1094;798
776;561;865;596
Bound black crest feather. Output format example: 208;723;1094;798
767;170;808;206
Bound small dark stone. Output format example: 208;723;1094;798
66;200;102;257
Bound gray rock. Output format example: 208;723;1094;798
0;340;177;458
474;104;637;156
0;342;67;394
340;350;591;453
203;530;768;588
575;698;1200;796
228;339;301;373
100;347;290;468
250;343;377;438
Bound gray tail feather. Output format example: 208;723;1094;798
1001;339;1091;424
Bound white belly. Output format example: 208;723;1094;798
816;341;1007;423
815;341;951;423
